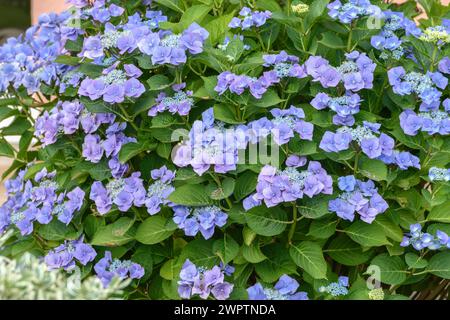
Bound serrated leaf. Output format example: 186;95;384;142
289;241;328;279
245;206;288;236
135;216;176;245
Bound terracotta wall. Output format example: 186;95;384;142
31;0;69;23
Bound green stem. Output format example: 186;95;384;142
287;203;298;246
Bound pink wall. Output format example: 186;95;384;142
31;0;69;23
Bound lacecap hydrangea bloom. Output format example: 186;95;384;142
145;166;176;215
228;7;272;30
243;157;333;210
45;237;96;271
0;168;85;235
327;0;382;24
400;224;450;250
318;276;349;297
94;251;144;287
178;259;234;300
305;51;376;91
247;275;308;300
399;106;450;136
311;92;361;126
428;167;450;182
89;172;146;215
388;66;448;110
329;175;388;223
172;205;228;240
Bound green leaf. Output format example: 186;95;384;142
245;205;288;236
318;32;346;49
426;252;450;279
370;254;407;285
119;142;148;163
178;239;219;269
405;253;428;269
373;215;404;242
344;221;390;247
168;184;213;206
135;215;176;245
307;218;337;239
91;217;136;247
255;244;297;283
207;177;234;201
132;246;154;280
289;241;328;279
153;0;184;13
251;89;284;108
147;75;171;91
54;55;81;66
427;202;450;223
38;220;79;241
212;235;239;264
359;158;388;181
0;138;15;158
325;235;372;266
242;243;267;263
160;259;176;280
234;171;258;201
297;195;331;219
2;117;31;136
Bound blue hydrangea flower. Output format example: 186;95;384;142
247;275;308;300
243;160;333;210
178;259;234;300
45;236;96;271
329;176;388;223
172;205;228;239
319;276;349;297
400;224;449;250
94;251;144;288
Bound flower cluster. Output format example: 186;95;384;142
172;205;228;240
305;51;375;91
329;176;388;223
248;106;314;145
94;251;144;288
0;168;85;235
311;92;361;126
145;166;175;215
79;64;145;103
228;7;272;30
148;83;194;116
0;10;80;93
371;11;420;60
172;108;248;176
388;67;448;110
291;1;310;14
77;1;208;67
247;275;308;300
368;288;385;300
215;51;306;99
327;0;382;24
136;22;209;66
45;237;96;271
243;158;333;210
399;107;450;136
178;259;234;300
400;224;450;250
419;25;450;46
89;172;146;215
429;167;450;182
82;123;135;177
318;276;349;297
320;122;394;159
34;100;116;146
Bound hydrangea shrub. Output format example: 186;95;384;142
0;0;449;300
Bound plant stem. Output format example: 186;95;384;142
287;203;298;246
